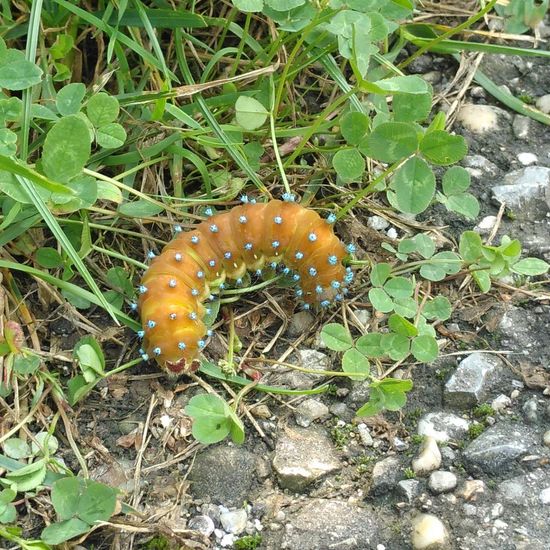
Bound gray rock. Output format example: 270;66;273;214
463;503;477;517
272;349;331;389
463;423;538;475
265;499;382;550
370;456;401;496
188;446;257;506
367;215;390;231
294;398;329;428
517;152;538;166
539;487;550;504
463;154;500;177
397;479;420;503
428;471;457;494
513;115;530;140
220;509;247;535
273;426;340;491
498;478;525;502
445;353;504;409
492;166;550;209
417;412;470;442
522;397;539;423
329;402;349;418
188;515;215;537
357;423;374;447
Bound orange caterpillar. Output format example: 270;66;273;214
136;196;354;374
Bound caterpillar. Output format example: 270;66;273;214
136;195;354;375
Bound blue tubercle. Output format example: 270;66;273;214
315;285;323;294
197;270;204;279
130;302;138;311
147;251;156;259
241;195;249;203
303;303;311;310
209;294;216;301
295;251;304;260
204;207;214;217
321;300;331;308
346;243;356;254
210;224;219;233
282;193;295;202
270;262;277;269
205;308;212;315
147;320;156;328
309;267;318;277
272;240;280;249
335;293;343;301
326;213;337;224
331;280;340;289
293;274;300;281
191;235;199;244
295;289;303;297
169;313;177;320
274;216;283;224
219;283;226;290
209;259;216;267
169;279;177;288
244;242;253;250
174;225;182;233
137;330;144;338
198;340;206;349
141;353;149;361
189;312;197;320
207;329;213;337
239;215;247;224
178;342;186;350
191;288;199;296
175;253;182;262
224;252;232;259
153;347;161;356
282;267;290;275
139;285;148;294
255;269;262;276
308;232;317;242
328;255;337;266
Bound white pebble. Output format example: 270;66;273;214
386;227;398;240
457;104;499;134
428;471;457;494
540;487;550;504
543;430;550;447
412;436;441;476
517;152;538;166
357;423;374;447
411;514;449;549
367;215;390;231
491;394;511;411
474;215;497;235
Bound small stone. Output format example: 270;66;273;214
522;397;538;423
219;533;235;547
498;479;525;502
393;437;409;451
463;504;477;517
463;155;499;176
412;436;441;476
457;104;500;134
353;309;371;327
470;86;485;98
440;447;456;463
463;423;537;474
370;456;401;496
494;519;508;530
491;503;504;518
367;215;390;231
535;94;550;114
539;487;550;504
387;227;398;239
357;423;374;447
458;479;485;501
512;115;530;140
444;353;503;409
273;426;340;491
543;430;550;447
294;398;329;428
330;402;349;418
492;166;550;209
220;510;247;535
188;515;215;537
474;215;497;235
428;471;457;494
517;152;538;166
417;412;470;443
397;479;420;503
491;394;511;412
411;514;450;549
510;389;521;400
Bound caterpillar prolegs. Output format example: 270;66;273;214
137;196;353;374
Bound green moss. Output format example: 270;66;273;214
468;423;485;439
234;534;262;550
403;467;416;479
472;403;493;419
143;536;171;550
